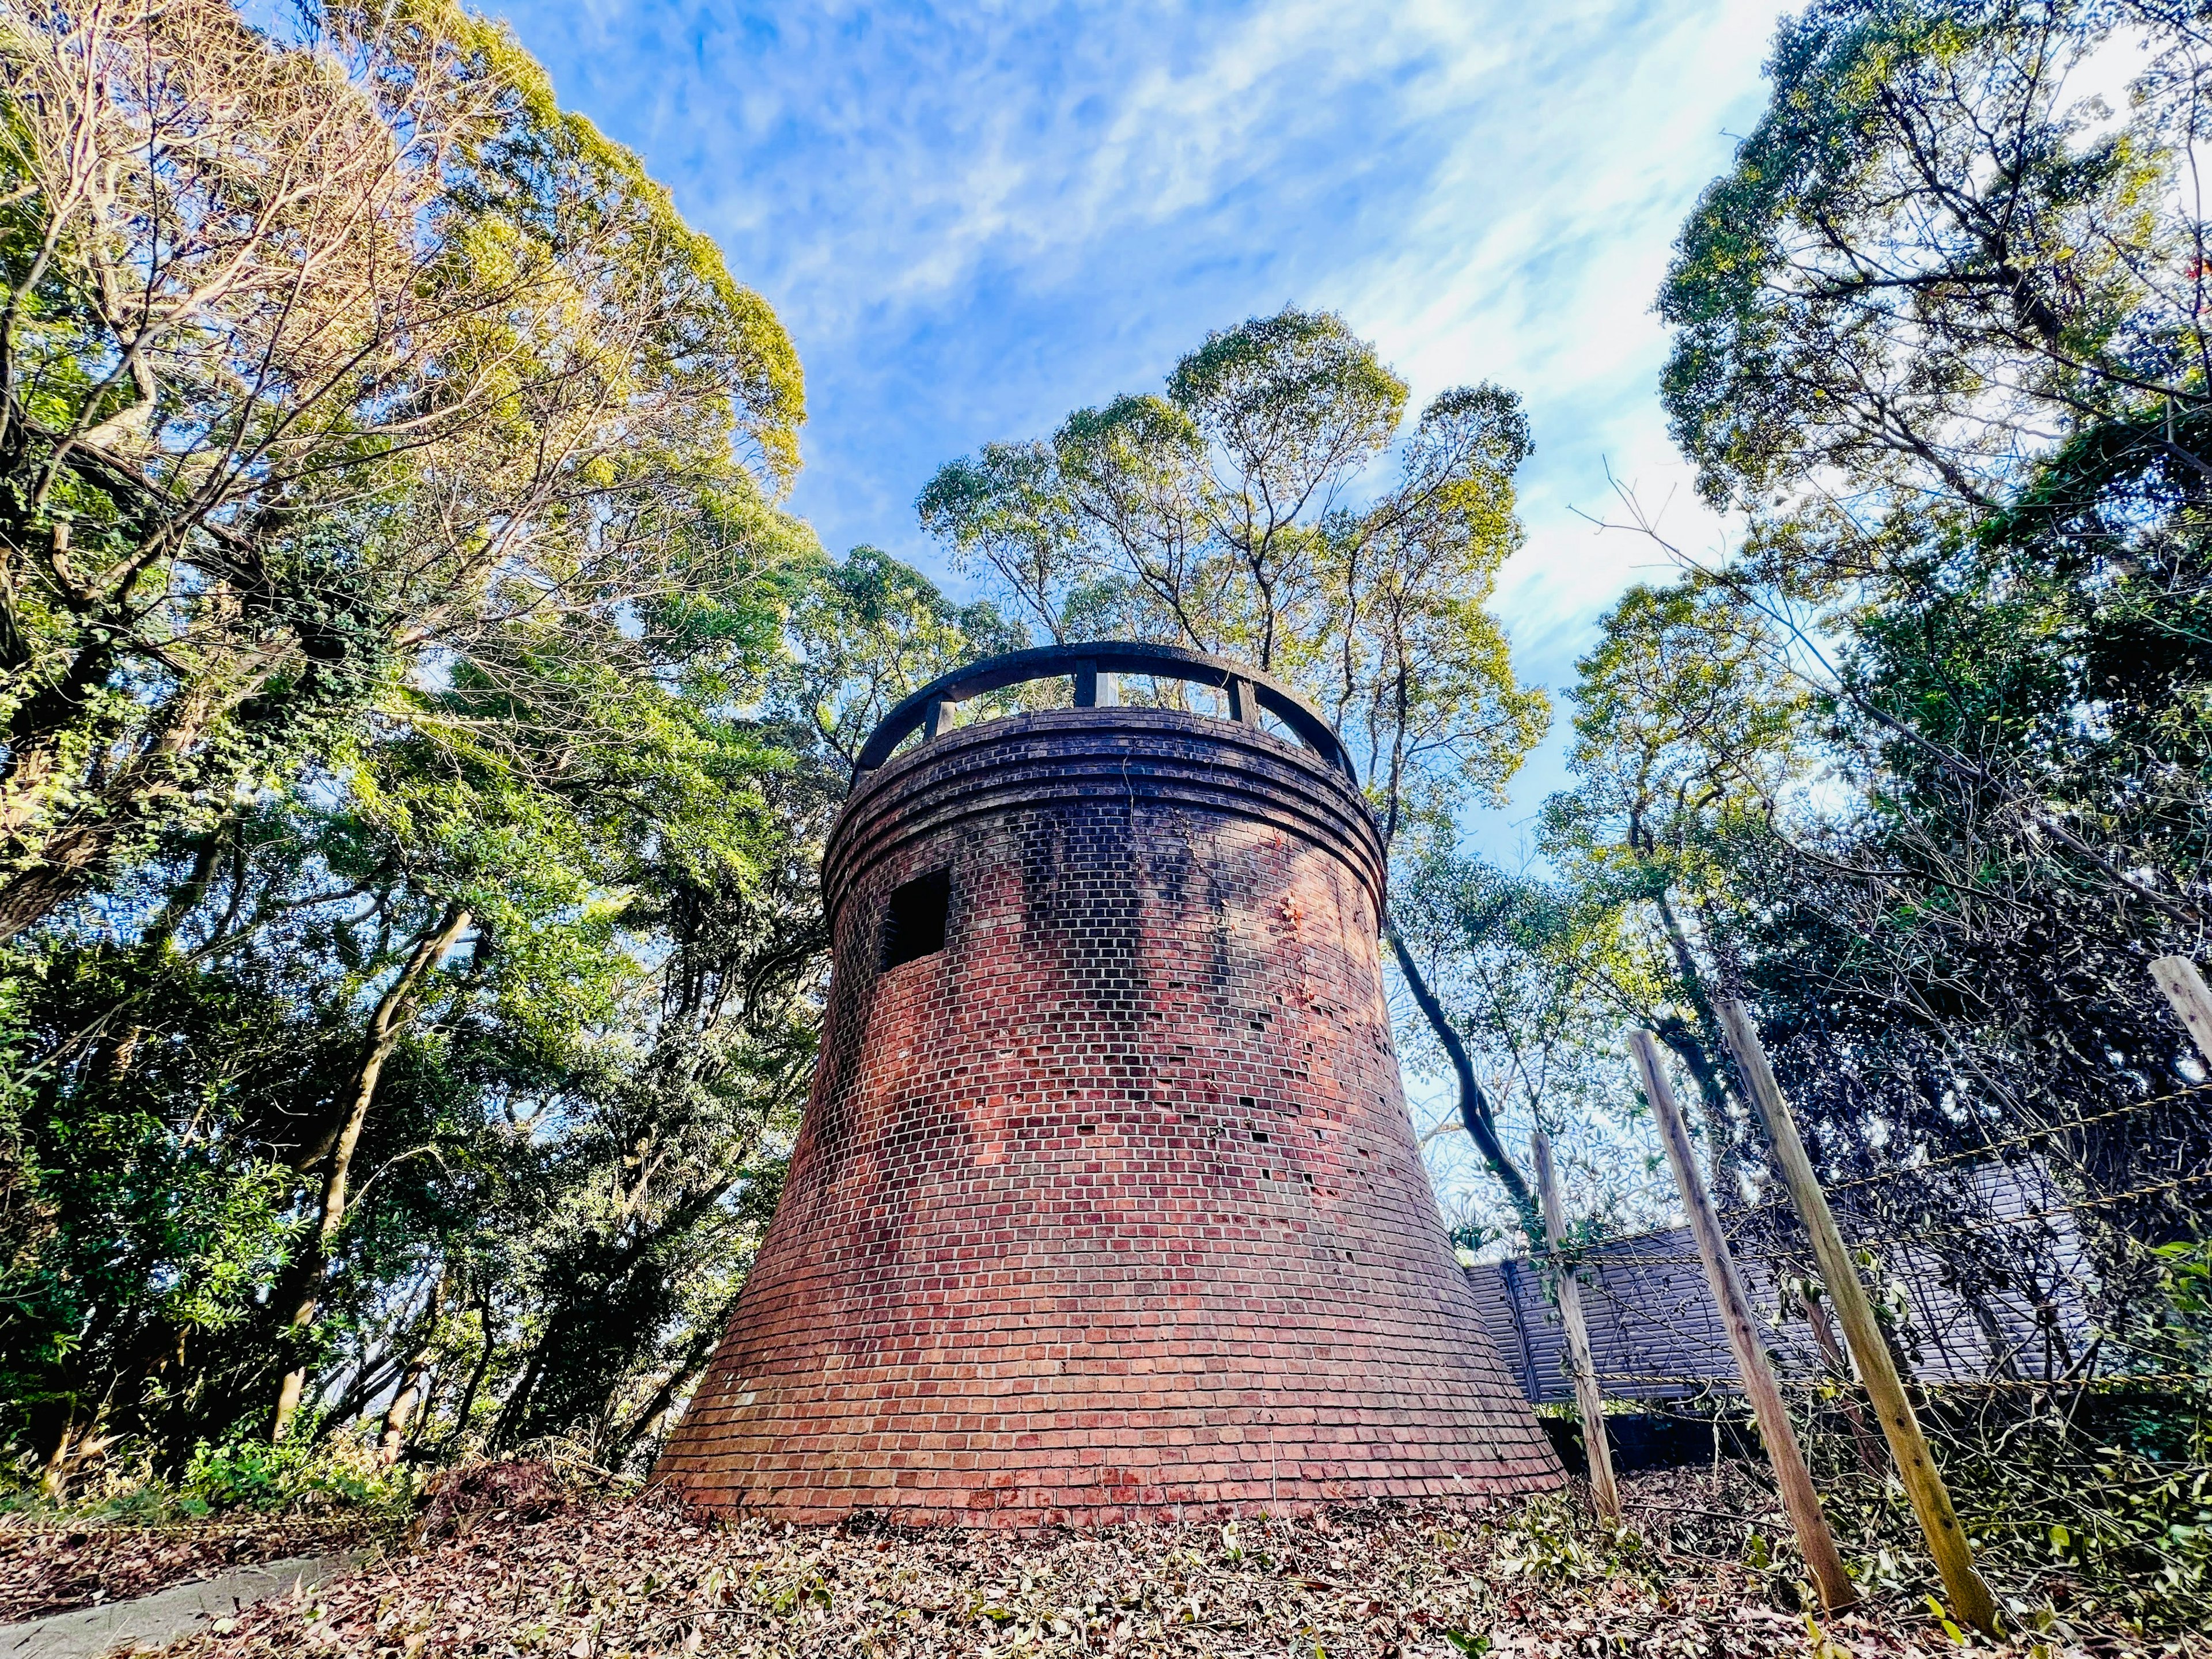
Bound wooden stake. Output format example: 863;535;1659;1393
2152;956;2212;1069
1801;1290;1889;1479
1714;1000;1999;1636
1532;1127;1620;1521
1628;1028;1858;1614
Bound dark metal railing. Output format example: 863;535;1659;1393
850;641;1358;782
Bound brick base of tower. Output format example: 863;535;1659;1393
654;708;1562;1526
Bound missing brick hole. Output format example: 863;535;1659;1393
881;868;950;969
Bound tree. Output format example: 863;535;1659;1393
1652;0;2211;1069
1391;855;1677;1247
1655;0;2212;931
1541;578;1813;1173
918;307;1549;1211
1388;578;1817;1230
1626;0;2212;1370
0;0;804;942
0;0;840;1477
0;516;1056;1479
1661;0;2194;526
771;545;1025;769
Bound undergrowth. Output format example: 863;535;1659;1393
2;1418;419;1529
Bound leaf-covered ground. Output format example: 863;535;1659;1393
143;1465;2198;1659
0;1512;369;1623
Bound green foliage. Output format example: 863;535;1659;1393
0;484;1020;1483
1660;0;2178;516
1550;579;1809;885
180;1425;414;1517
0;0;1030;1495
1386;13;2212;1634
1439;0;2212;1207
918;305;1548;847
1487;1491;1624;1584
1795;1375;2212;1631
772;544;1026;766
0;0;806;944
1393;854;1677;1243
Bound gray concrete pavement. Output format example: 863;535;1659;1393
0;1553;361;1659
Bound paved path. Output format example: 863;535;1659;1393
0;1554;361;1659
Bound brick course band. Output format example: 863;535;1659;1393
655;706;1563;1526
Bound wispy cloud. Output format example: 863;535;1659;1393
494;0;1788;847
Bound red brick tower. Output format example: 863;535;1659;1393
656;645;1560;1525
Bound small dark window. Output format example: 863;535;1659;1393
881;868;950;969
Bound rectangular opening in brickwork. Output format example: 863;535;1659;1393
881;868;951;969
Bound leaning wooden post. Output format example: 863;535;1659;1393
1714;999;1999;1637
2152;956;2212;1069
1532;1127;1621;1521
1627;1028;1858;1614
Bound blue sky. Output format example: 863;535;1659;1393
497;0;1789;863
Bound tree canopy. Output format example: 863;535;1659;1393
1406;0;2212;1293
0;0;1016;1485
0;0;805;942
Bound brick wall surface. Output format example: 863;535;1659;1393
654;707;1562;1527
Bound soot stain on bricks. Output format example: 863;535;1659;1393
654;645;1563;1528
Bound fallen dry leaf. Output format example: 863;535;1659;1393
129;1463;2203;1659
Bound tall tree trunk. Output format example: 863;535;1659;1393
403;1367;446;1459
272;903;470;1438
378;1278;445;1465
489;1336;550;1454
1385;921;1537;1226
1652;888;1744;1191
441;1286;499;1458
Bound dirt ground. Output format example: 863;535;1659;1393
106;1464;2199;1659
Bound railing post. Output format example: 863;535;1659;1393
1714;999;1997;1635
922;698;946;741
1533;1127;1620;1521
2152;956;2212;1069
1628;1028;1859;1615
1228;676;1259;726
1071;661;1099;707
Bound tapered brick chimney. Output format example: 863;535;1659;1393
655;644;1560;1525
